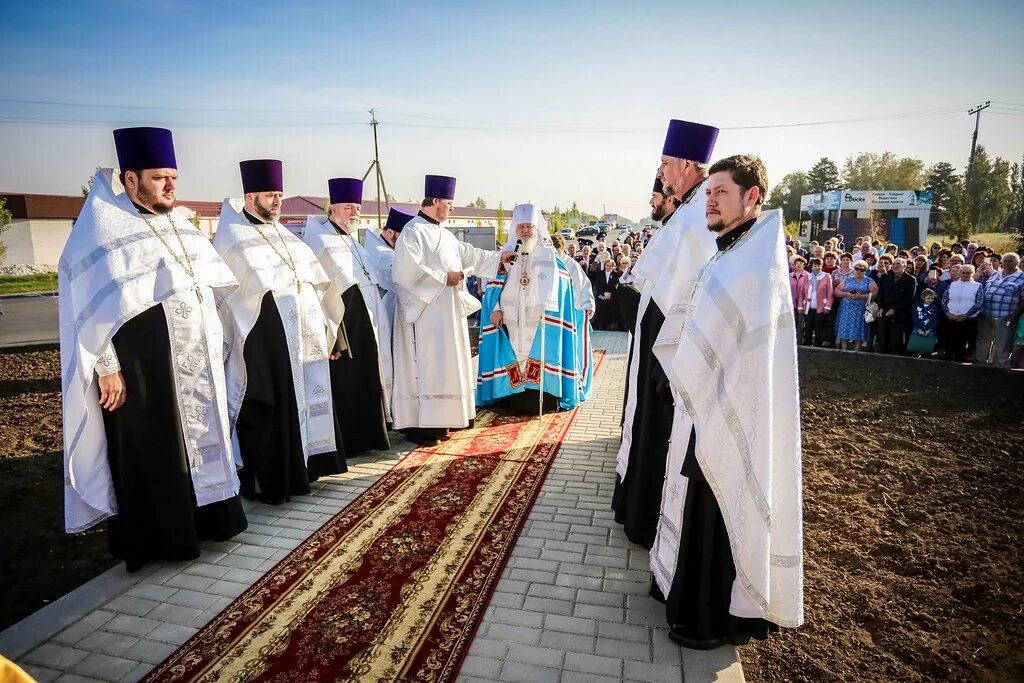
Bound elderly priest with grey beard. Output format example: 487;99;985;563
215;160;347;505
60;127;246;572
303;177;393;454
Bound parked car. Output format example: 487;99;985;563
560;228;575;240
575;225;599;247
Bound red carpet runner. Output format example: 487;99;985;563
145;352;604;682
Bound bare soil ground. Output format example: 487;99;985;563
2;347;1022;683
0;346;114;631
743;350;1024;683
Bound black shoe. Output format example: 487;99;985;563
405;427;443;447
667;628;734;650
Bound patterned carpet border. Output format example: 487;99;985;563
145;351;605;683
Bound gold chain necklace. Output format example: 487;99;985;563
252;219;302;292
344;234;373;281
332;222;372;281
142;214;204;303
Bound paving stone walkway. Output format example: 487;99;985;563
0;331;744;682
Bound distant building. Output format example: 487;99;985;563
601;214;637;230
0;192;507;266
281;197;501;249
798;190;933;248
0;192;219;267
0;193;504;266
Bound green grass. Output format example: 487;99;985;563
0;273;58;295
926;232;1021;253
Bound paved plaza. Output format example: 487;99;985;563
0;331;744;682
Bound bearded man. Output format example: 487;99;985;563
476;205;591;413
612;120;719;549
60;127;246;571
303;177;394;454
215;160;346;504
391;175;516;446
651;155;803;648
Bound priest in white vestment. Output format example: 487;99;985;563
363;206;414;325
215;160;346;504
612;120;720;549
303;177;393;454
651;155;803;647
60;127;246;572
391;174;516;446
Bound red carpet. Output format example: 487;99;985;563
145;352;604;682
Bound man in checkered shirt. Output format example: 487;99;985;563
977;252;1024;367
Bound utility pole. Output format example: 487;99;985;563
361;109;390;232
965;101;990;230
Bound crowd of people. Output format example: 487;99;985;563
559;230;651;330
785;235;1024;368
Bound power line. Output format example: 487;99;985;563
0;100;980;132
0;97;368;115
965;101;991;229
0;115;367;128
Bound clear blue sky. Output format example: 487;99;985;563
2;0;1022;218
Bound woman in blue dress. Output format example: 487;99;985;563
834;260;879;351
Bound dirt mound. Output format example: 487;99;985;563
743;350;1024;682
0;346;114;631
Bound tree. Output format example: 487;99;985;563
841;152;926;190
965;145;1013;232
925;162;961;226
0;198;12;263
81;166;101;197
189;212;202;230
1009;157;1024;232
547;205;565;235
806;158;840;192
470;196;487;208
944;182;973;240
495;202;507;245
765;171;811;222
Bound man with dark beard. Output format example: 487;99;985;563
60;128;246;572
215;160;347;504
615;177;679;331
612;120;719;549
303;178;393;454
651;155;803;648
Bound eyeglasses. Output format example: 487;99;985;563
854;267;867;272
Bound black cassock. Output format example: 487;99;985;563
651;217;776;649
102;304;247;573
610;300;673;549
652;430;777;648
236;293;346;504
613;283;641;424
329;285;390;454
